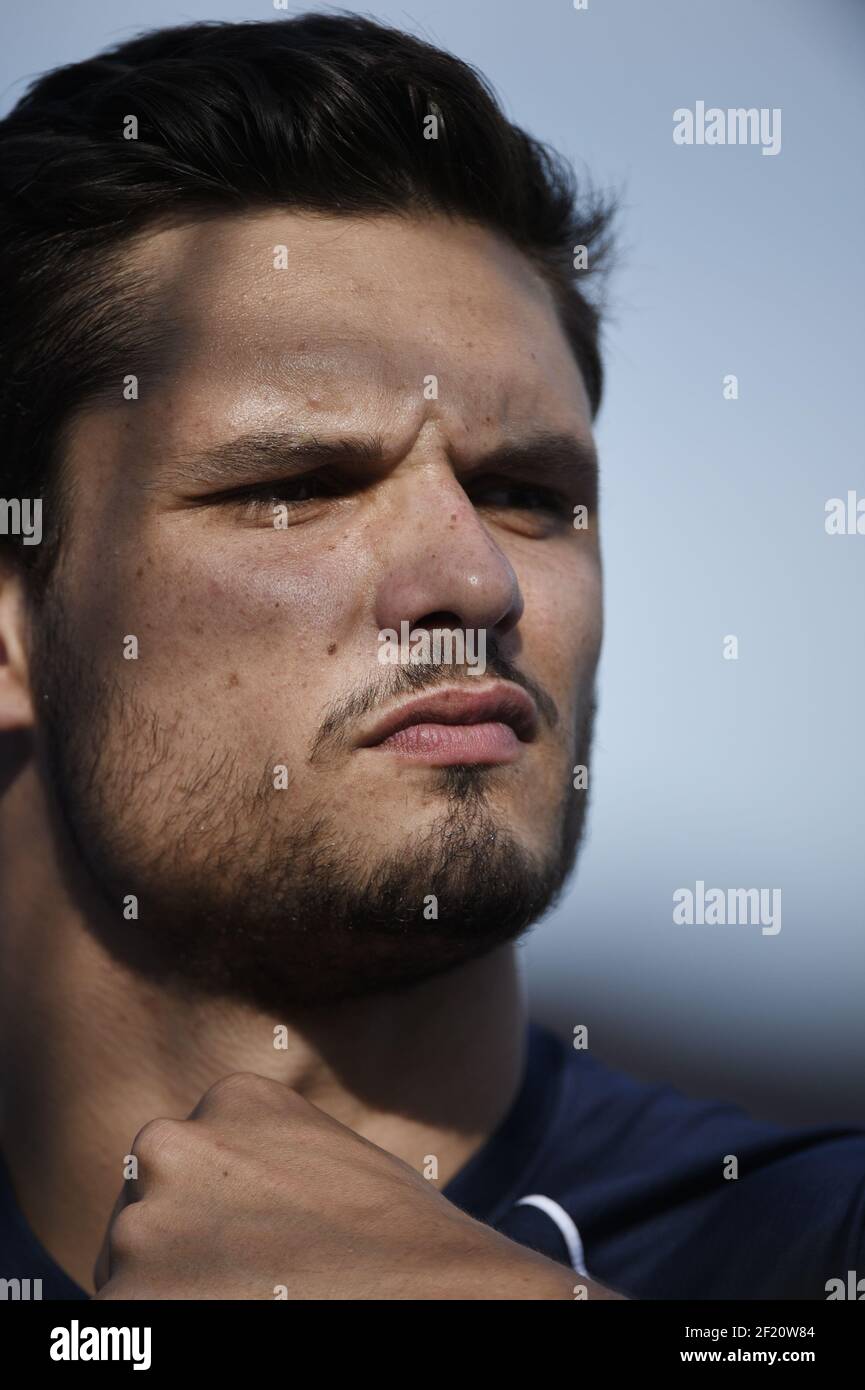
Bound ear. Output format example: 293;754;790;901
0;568;36;732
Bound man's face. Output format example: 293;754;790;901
31;211;603;1007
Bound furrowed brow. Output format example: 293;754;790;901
157;431;387;493
463;433;599;497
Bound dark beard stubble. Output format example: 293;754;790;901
29;587;597;1010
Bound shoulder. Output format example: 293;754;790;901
501;1024;865;1299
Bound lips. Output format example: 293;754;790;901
358;683;539;759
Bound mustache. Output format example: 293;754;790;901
309;637;560;762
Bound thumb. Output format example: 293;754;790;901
93;1171;137;1292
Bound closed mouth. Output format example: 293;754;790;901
357;682;539;749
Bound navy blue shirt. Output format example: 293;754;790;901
3;1022;863;1299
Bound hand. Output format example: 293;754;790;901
93;1072;621;1300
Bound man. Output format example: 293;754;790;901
0;15;861;1302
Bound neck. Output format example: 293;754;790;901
0;766;526;1294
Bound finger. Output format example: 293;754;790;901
93;1180;133;1291
186;1070;297;1123
93;1116;173;1290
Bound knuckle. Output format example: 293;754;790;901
132;1116;187;1167
203;1071;286;1109
109;1201;152;1256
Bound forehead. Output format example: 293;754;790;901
126;210;593;443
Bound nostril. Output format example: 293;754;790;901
412;611;463;633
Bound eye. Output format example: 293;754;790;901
471;480;574;518
218;474;339;518
255;477;327;503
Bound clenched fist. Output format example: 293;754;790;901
93;1072;620;1300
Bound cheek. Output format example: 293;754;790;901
522;552;603;688
74;534;370;722
189;555;342;645
573;560;604;665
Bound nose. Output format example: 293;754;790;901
373;464;524;644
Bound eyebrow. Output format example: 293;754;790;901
459;432;598;496
158;428;598;499
158;432;387;494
